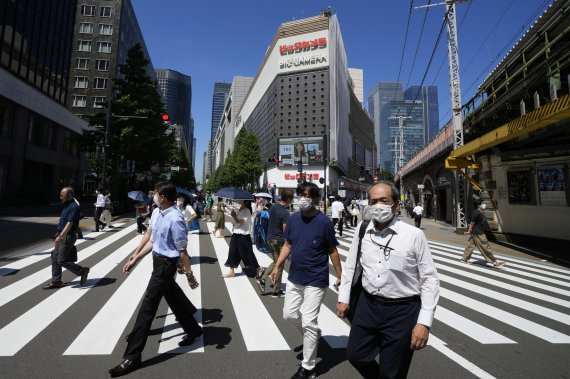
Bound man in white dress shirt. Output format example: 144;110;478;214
337;181;439;379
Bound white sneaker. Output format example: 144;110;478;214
459;259;468;264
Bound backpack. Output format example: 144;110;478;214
253;209;270;253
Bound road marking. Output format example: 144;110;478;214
428;335;496;378
0;223;126;277
441;287;570;343
429;242;570;282
435;306;516;344
64;240;149;355
248;231;350;349
0;224;138;308
430;248;570;295
0;235;141;356
158;233;204;354
439;273;570;325
428;240;570;275
206;223;289;351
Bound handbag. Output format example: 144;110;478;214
351;207;360;216
345;219;370;323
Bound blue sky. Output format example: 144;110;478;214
132;0;553;182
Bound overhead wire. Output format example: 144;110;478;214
404;0;431;90
393;0;415;100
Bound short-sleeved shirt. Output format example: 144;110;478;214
284;211;339;288
57;200;80;234
331;201;344;219
470;209;485;235
233;207;252;235
267;203;290;242
150;206;188;258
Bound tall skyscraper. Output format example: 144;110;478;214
1;0;88;200
367;82;403;168
209;82;231;173
67;0;156;119
156;68;192;160
404;86;439;143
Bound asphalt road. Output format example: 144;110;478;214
0;214;569;378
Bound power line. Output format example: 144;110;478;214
406;9;449;119
394;0;414;100
404;0;431;89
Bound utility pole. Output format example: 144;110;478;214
100;97;113;188
416;0;469;229
389;115;412;197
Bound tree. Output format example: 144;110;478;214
231;129;263;190
169;146;196;189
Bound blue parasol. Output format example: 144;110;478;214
128;191;147;202
215;187;254;200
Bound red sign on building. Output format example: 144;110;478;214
279;38;327;55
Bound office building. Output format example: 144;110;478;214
209;82;231;173
0;0;89;201
234;12;375;197
404;85;439;143
367;82;403;167
67;0;155;119
156;68;192;159
212;76;254;169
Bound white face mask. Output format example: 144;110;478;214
370;204;394;223
298;197;313;211
481;203;486;210
153;194;161;207
176;200;184;208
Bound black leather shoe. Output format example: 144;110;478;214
43;282;63;290
109;357;141;377
178;327;203;346
291;365;316;379
80;267;90;285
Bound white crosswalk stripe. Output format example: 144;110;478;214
1;218;569;378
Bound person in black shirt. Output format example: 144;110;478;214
257;189;293;297
461;200;502;268
43;187;90;289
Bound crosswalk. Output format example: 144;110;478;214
0;218;569;377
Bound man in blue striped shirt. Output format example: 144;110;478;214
109;181;201;377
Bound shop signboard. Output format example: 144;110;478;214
278;136;325;166
538;166;567;206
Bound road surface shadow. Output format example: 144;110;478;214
194;256;217;265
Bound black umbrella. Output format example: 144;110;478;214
215;187;254;200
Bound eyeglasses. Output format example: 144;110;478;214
368;231;395;261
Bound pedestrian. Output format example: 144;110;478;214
213;197;226;238
337;181;440;379
461;200;503;268
223;200;264;279
100;190;114;229
109;181;201;377
93;188;106;231
73;196;84;239
134;201;148;234
176;194;199;234
43;187;90;289
349;199;360;227
413;203;424;228
331;196;345;236
205;192;213;220
257;190;293;298
269;182;342;379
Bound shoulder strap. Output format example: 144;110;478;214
354;219;370;270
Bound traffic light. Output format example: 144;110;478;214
161;113;170;122
319;177;325;184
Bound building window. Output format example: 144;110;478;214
97;42;112;53
75;58;90;70
27;115;56;149
80;5;95;16
94;78;108;89
93;96;107;108
99;24;113;35
95;60;110;71
72;95;87;107
100;6;114;17
78;23;93;34
77;40;92;52
507;169;535;205
74;77;89;89
0;98;13;137
63;131;78;157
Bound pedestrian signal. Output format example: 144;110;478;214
161;113;170;122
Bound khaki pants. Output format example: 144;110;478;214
463;233;496;263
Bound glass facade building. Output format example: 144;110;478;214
209;82;231;173
0;0;76;105
404;85;439;143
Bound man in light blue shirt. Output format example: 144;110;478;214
109;181;201;377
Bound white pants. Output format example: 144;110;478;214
99;209;112;225
283;281;326;370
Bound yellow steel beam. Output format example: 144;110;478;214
459;169;482;191
450;93;570;158
445;157;481;169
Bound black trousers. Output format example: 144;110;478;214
347;292;420;379
94;207;105;231
414;215;422;228
124;257;200;360
136;215;147;233
332;217;343;236
225;234;259;276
